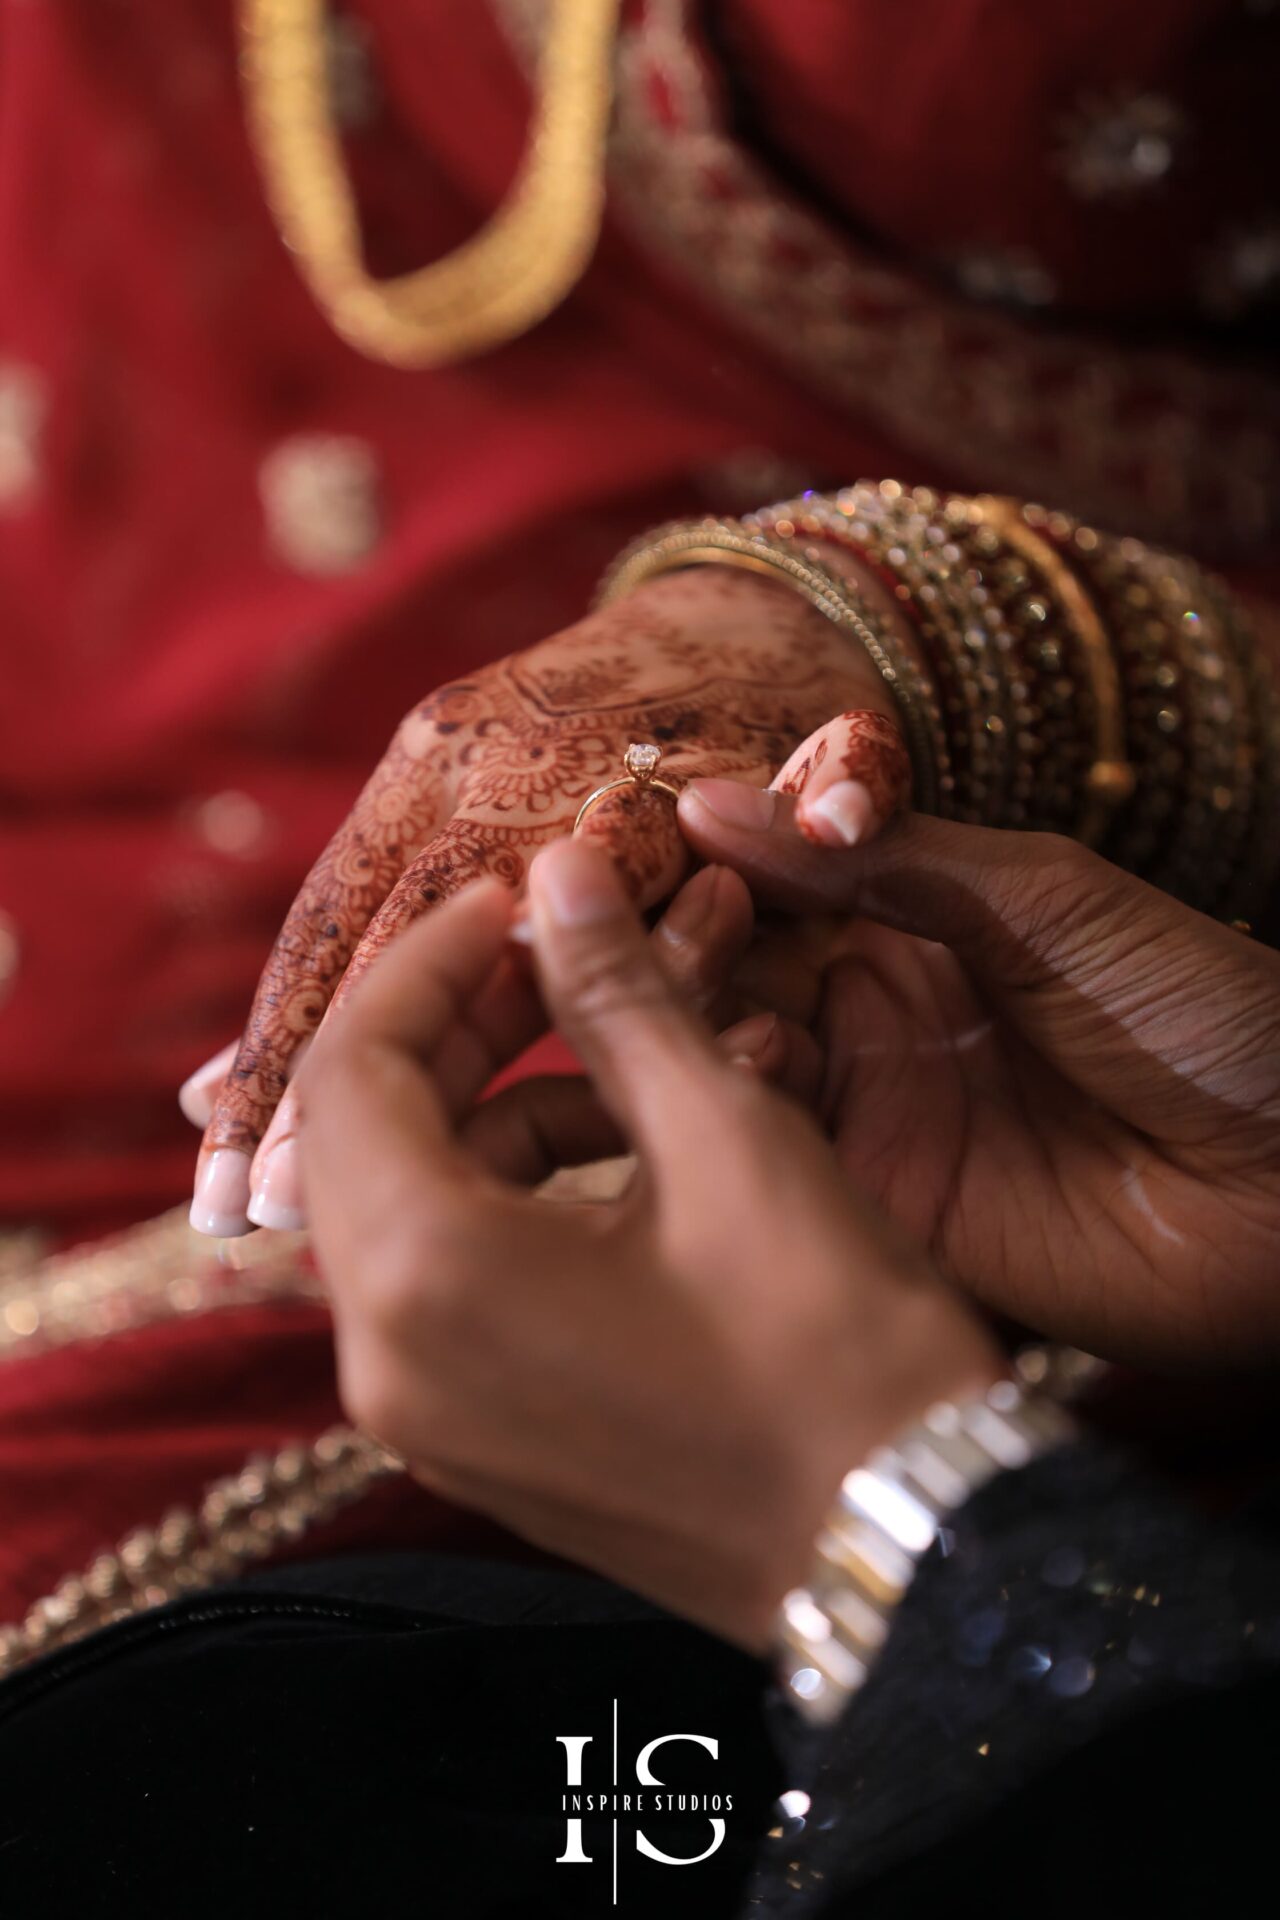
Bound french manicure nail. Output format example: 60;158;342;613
802;780;876;848
189;1149;254;1238
684;781;777;831
246;1136;306;1233
508;911;533;946
530;839;622;927
178;1041;239;1128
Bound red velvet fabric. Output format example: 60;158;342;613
0;0;1275;1620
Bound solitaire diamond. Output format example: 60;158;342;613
624;742;662;778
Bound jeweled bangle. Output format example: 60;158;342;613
777;1378;1075;1728
967;497;1134;844
753;487;1027;829
596;518;943;817
1026;507;1280;917
756;486;1108;837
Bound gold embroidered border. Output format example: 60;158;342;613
0;1207;325;1360
492;0;1278;555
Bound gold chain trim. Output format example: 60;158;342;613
0;1216;392;1682
0;1427;404;1679
240;0;621;367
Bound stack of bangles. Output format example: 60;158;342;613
597;484;1280;922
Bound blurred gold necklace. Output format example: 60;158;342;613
239;0;621;368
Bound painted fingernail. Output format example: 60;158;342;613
684;781;777;831
530;839;623;928
189;1149;254;1238
801;780;876;848
246;1136;305;1233
178;1042;238;1128
508;911;533;946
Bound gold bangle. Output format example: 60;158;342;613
597;520;941;817
972;497;1134;845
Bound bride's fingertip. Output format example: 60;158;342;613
797;780;878;849
189;1148;254;1238
178;1075;217;1129
177;1040;239;1128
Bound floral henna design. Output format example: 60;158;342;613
840;714;909;817
834;711;913;817
785;710;913;847
777;737;828;798
334;819;536;1000
574;783;685;903
202;726;453;1157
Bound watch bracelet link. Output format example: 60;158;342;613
777;1379;1076;1726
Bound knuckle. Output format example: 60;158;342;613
566;938;668;1028
380;1195;499;1338
356;1204;466;1344
361;1242;428;1342
1023;829;1098;887
950;830;1107;974
1015;832;1110;931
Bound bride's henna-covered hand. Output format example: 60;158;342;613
188;567;907;1235
678;793;1280;1369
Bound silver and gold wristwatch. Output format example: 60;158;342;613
777;1379;1076;1725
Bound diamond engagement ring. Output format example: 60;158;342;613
573;742;683;833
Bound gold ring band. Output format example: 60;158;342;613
574;743;683;833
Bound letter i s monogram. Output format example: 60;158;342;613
556;1737;593;1865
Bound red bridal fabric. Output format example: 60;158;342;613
0;0;1275;1617
726;0;1276;319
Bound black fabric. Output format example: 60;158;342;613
0;1554;781;1918
749;1442;1280;1915
809;1678;1277;1919
3;1445;1279;1917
